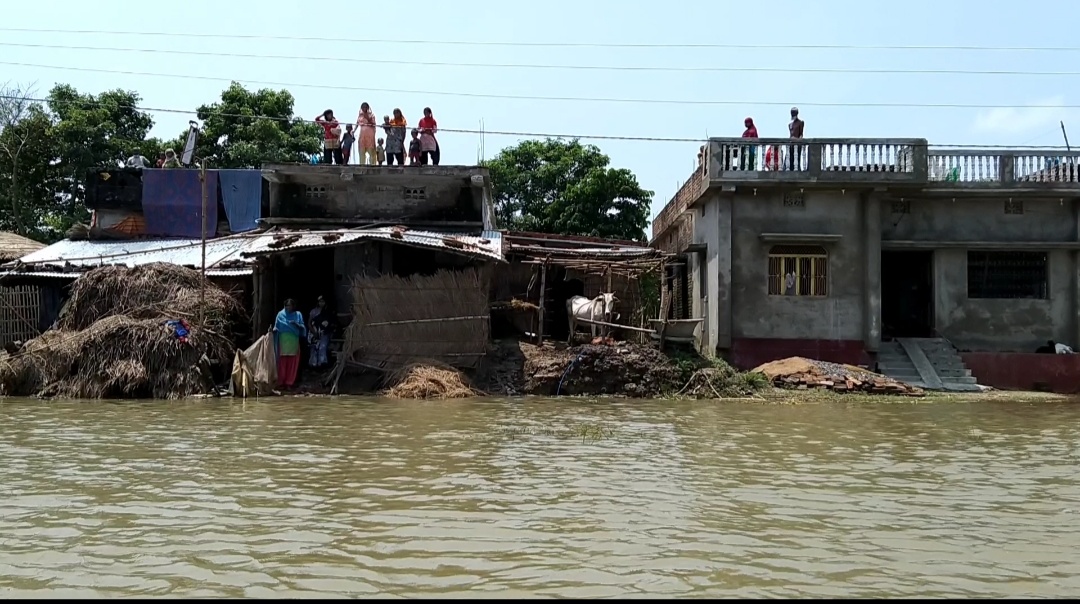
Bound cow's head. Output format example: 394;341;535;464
598;292;618;316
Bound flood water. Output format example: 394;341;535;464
1;397;1079;598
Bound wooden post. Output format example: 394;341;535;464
199;158;208;327
604;267;613;337
658;260;671;351
537;261;548;346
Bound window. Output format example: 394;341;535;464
967;251;1047;299
403;187;426;201
768;245;828;296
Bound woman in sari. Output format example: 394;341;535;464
307;295;335;369
273;298;307;388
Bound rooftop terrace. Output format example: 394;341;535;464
651;138;1080;244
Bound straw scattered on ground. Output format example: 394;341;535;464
382;361;485;400
0;263;239;399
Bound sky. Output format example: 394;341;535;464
3;0;1080;228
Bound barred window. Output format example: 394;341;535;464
768;245;828;296
967;251;1048;299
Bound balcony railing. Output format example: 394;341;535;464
650;138;1080;247
709;138;926;182
928;150;1080;184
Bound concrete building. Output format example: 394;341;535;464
651;137;1080;392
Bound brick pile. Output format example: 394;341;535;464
752;357;925;397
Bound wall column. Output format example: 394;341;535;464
863;192;882;351
714;192;733;352
268;182;282;218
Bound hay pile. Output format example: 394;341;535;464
381;361;483;400
0;263;239;399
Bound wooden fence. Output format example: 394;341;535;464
0;285;42;345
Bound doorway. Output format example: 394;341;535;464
547;267;584;342
881;251;934;339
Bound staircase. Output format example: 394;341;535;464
877;338;981;392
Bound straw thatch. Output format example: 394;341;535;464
0;263;239;399
0;231;45;263
381;361;483;399
339;266;491;372
57;263;237;332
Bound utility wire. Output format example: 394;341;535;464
3;61;1080;112
1;92;1075;149
1;27;1078;52
1;42;1077;76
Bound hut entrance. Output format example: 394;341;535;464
548;268;584;342
273;247;337;316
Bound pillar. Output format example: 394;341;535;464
863;192;882;351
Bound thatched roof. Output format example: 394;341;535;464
0;232;46;263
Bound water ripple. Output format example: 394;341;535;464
1;397;1079;597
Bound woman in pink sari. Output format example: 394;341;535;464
356;102;377;165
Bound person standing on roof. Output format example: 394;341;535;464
788;107;805;171
741;117;759;171
418;107;438;165
315;110;344;165
384;108;408;166
356;102;378;165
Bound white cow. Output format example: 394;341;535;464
567;293;619;344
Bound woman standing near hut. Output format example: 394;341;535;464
273;298;307;388
307;295;335;369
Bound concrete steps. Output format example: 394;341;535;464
877;338;981;392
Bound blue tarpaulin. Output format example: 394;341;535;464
141;169;218;238
218;170;263;232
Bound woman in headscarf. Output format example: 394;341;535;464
741;117;759;171
273;298;307;388
307;295;335;369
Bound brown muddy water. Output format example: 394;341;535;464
1;396;1079;598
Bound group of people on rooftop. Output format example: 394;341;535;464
699;107;806;172
315;105;440;167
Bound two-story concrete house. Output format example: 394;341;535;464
652;137;1080;392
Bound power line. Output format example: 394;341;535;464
1;92;1074;149
1;27;1078;52
4;60;1080;111
1;42;1077;77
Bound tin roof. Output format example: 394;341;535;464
5;237;253;272
240;228;504;262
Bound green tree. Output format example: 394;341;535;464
0;85;56;237
169;82;321;168
483;139;653;242
46;84;159;236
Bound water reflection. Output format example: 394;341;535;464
1;397;1078;597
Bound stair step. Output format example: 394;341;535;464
940;376;978;385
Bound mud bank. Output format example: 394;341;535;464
474;339;766;398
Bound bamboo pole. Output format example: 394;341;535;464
199;158;208;327
537;260;548;345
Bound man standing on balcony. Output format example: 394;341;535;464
788;107;805;171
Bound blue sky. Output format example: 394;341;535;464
3;0;1080;225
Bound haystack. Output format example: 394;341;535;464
381;361;483;400
0;263;239;399
57;263;237;332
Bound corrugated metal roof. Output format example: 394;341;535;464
0;268;251;279
6;238;253;270
241;227;505;262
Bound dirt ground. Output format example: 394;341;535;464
474;338;685;397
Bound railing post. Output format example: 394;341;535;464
999;155;1015;184
808;142;823;177
912;140;929;182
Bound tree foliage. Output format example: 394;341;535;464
168;82;321;168
483;139;653;242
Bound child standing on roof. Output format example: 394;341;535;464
408;129;422;166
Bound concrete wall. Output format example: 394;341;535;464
882;197;1077;242
692;186;1080;355
728;190;868;342
931;249;1076;351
